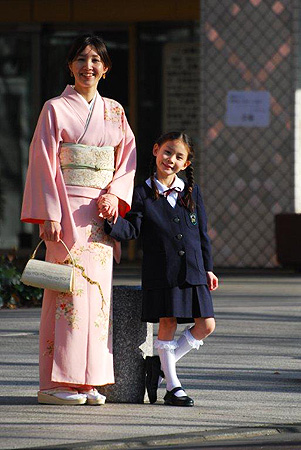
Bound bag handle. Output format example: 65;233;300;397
30;239;75;267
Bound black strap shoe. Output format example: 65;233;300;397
164;387;194;407
145;356;163;404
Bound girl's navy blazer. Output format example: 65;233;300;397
104;182;213;289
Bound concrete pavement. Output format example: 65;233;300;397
0;272;300;449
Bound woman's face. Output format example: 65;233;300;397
69;45;108;94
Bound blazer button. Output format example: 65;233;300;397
178;250;185;256
176;234;183;240
173;216;180;223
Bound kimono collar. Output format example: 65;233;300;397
60;85;103;125
145;175;185;208
69;85;97;110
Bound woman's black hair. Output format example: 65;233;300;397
149;131;195;212
67;34;112;72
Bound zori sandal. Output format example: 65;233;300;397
80;388;106;405
38;388;87;405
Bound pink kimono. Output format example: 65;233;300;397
21;85;136;389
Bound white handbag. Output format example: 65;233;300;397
21;239;75;293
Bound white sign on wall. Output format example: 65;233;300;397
226;91;270;127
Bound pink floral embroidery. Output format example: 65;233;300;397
55;218;111;332
83;219;114;266
94;307;111;342
43;339;54;356
104;100;123;128
56;293;79;329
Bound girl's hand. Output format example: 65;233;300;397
97;194;119;223
206;271;218;291
42;220;62;242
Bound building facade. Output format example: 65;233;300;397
0;0;299;268
200;0;297;267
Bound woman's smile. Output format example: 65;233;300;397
69;45;108;99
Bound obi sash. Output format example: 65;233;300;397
59;143;115;189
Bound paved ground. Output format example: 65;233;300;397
0;272;300;449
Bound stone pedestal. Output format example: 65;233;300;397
101;286;153;403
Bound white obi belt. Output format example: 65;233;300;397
59;143;115;189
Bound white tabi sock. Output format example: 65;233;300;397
174;326;204;362
154;339;186;397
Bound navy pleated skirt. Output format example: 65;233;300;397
142;283;214;324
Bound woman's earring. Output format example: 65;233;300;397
70;71;74;78
103;73;106;79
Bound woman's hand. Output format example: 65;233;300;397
97;194;119;223
206;271;219;291
42;220;62;242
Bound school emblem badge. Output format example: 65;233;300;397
189;213;197;225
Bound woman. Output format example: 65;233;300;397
21;34;136;405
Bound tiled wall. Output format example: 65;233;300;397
200;0;295;267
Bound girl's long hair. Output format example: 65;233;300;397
149;131;195;212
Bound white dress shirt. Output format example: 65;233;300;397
145;175;185;208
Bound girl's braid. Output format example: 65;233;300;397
183;163;195;212
149;155;159;200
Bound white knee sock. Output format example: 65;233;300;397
174;327;204;362
154;339;185;397
156;328;204;388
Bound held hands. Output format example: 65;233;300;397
206;271;219;291
42;220;62;242
97;193;119;223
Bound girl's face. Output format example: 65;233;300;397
153;139;191;183
69;45;108;94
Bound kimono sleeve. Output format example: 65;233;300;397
106;109;136;217
21;102;62;224
195;185;214;271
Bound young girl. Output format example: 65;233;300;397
103;131;218;406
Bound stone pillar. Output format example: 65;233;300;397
101;286;153;403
